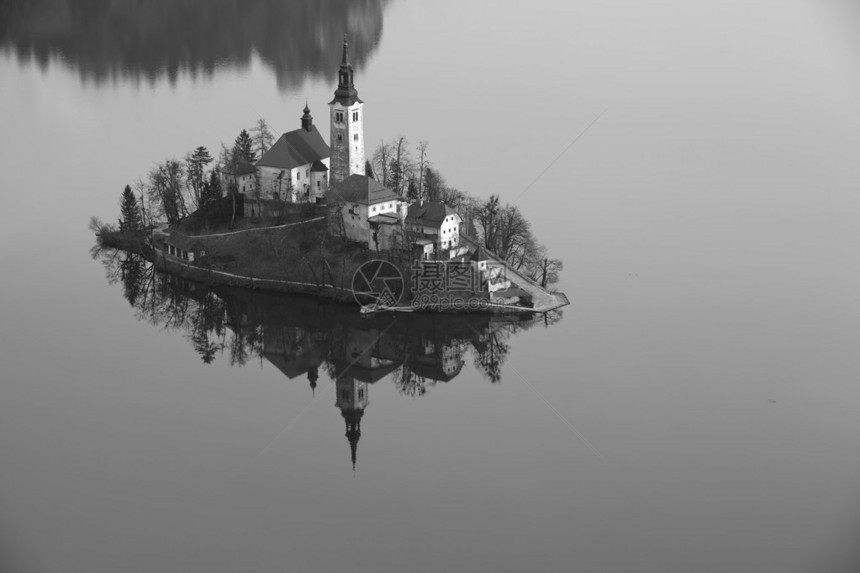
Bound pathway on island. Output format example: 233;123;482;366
459;234;569;312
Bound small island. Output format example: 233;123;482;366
94;38;568;314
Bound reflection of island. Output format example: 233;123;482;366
0;0;389;91
101;251;563;468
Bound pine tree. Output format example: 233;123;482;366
186;145;213;210
201;170;222;207
406;177;419;201
120;184;142;232
233;129;256;163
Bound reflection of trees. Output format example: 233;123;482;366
96;246;559;386
0;0;389;92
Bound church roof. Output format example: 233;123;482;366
256;126;330;170
332;174;399;205
406;201;459;226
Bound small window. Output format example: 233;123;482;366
352;111;359;121
336;111;344;122
353;133;358;141
337;134;343;141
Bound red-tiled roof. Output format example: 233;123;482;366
256;126;330;170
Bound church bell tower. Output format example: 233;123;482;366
329;36;365;187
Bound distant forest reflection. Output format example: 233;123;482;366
0;0;389;90
100;249;563;391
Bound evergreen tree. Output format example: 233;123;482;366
186;146;213;210
365;160;375;179
120;184;142;232
201;170;223;207
233;129;256;163
424;167;444;203
406;177;419;201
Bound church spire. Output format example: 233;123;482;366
340;34;350;68
301;100;313;132
343;409;363;470
330;35;362;106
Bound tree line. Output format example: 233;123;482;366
116;119;277;232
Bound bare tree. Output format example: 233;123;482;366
148;159;188;224
250;117;275;159
372;141;392;187
416;140;429;200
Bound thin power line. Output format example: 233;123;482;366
512;108;608;204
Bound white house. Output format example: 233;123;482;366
220;160;257;196
405;201;462;252
256;104;331;203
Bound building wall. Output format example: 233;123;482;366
373;223;403;252
367;199;399;218
258;166;290;200
342;202;369;244
439;215;461;249
330;101;365;186
309;161;330;203
221;172;258;197
259;163;330;203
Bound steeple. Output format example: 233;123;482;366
301;101;313;132
343;409;363;470
307;366;318;395
330;35;362;106
341;33;350;67
334;372;369;471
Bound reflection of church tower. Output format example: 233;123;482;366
307;366;318;395
329;36;365;187
335;376;369;469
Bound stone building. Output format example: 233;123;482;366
329;37;365;187
220;160;257;196
332;174;402;248
256;105;330;203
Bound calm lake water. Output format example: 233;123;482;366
2;1;860;571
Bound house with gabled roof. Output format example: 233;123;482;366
256;104;330;203
220;160;257;197
405;200;462;252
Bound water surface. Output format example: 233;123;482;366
1;1;860;571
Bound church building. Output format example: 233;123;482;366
256;104;330;203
